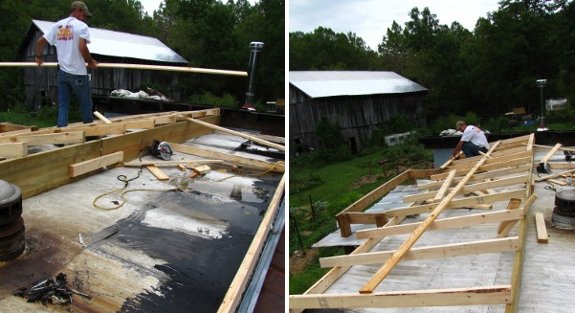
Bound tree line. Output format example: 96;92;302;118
0;0;284;109
290;0;575;128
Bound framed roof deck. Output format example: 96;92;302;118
0;109;285;312
290;134;536;313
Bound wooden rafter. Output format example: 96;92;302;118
290;285;512;309
290;134;536;312
320;237;519;268
359;142;501;294
356;208;524;240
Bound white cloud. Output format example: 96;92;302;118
289;0;501;49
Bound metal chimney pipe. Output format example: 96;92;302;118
536;78;548;131
242;41;264;110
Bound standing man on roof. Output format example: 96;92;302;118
35;1;98;127
451;120;490;158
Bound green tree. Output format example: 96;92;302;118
289;26;383;71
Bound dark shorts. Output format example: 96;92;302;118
462;141;488;157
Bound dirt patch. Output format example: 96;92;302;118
351;174;385;189
289;248;319;274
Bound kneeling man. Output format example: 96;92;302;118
452;121;490;158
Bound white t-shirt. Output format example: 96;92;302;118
461;125;490;149
43;17;91;75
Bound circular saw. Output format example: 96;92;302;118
150;140;173;160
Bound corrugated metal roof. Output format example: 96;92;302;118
33;20;188;64
289;71;428;98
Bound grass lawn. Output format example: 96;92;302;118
0;104;85;128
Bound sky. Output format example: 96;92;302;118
139;0;259;15
139;0;163;15
290;0;502;50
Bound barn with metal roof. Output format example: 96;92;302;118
289;71;428;155
19;20;189;110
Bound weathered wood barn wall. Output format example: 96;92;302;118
289;71;428;155
19;20;188;110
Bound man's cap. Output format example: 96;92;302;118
71;1;92;17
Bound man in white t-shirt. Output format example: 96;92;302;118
451;120;490;158
34;1;98;127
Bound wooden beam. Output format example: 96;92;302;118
169;142;285;173
63;123;126;136
505;192;537;313
154;115;178;125
21;131;85;145
336;170;411;237
535;168;575;182
498;194;537;237
145;165;169;180
189;164;211;175
430;155;532;180
0;131;86;145
94;111;112;124
0;122;32;133
182;117;285;151
0;142;27;158
417;165;530;191
345;212;389;225
217;174;285;313
535;143;575;153
123;160;224;167
0;128;33;138
439;152;461;169
359;142;499;294
433;169;456;201
124;119;156;129
547;178;567;186
540;162;575;169
239;132;285;144
356;208;524;239
497;198;523;236
404;174;529;203
384;189;526;218
0;61;248;77
289;285;511;309
443;150;533;172
320;237;519;268
69;151;124;177
535;213;549;243
540;143;562;164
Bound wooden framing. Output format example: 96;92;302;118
69;151;124;177
0;142;27;158
290;134;535;312
217;174;285;313
169;142;285;173
535;213;549;243
0;109;285;311
290;285;512;309
335;168;440;237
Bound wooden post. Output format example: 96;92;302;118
337;214;352;237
